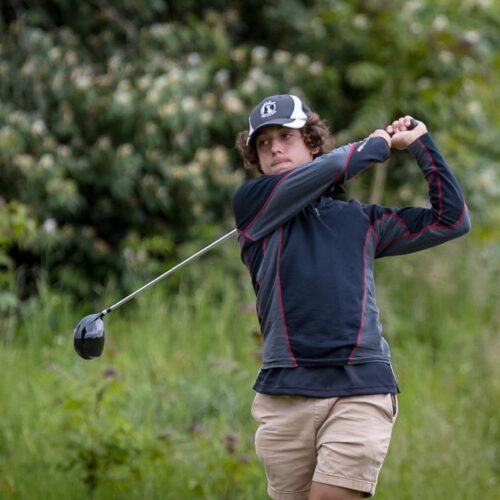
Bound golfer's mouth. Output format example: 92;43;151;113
271;158;291;169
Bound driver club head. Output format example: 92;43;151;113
70;229;238;361
73;313;105;360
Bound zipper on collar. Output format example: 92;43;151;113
310;200;321;217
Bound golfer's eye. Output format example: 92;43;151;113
257;138;270;149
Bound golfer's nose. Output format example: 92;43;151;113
270;138;283;154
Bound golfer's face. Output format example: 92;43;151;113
256;126;315;176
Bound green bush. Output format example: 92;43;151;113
0;0;498;304
0;243;498;498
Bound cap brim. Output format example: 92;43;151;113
246;118;307;145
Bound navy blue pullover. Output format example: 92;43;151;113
232;134;470;369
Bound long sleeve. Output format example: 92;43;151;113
371;133;471;257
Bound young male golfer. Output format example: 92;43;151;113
232;94;470;499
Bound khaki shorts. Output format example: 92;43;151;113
251;392;398;499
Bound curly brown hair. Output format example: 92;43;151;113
235;112;333;173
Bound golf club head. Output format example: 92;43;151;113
73;313;105;360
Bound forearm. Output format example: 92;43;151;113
408;133;467;226
375;133;470;257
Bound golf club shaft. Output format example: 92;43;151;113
100;228;238;317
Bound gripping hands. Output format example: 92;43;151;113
370;116;427;150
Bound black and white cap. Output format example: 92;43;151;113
247;94;311;145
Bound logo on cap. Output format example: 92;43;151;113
260;100;277;118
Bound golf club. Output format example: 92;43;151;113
73;228;237;360
73;118;418;360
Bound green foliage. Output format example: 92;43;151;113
0;244;498;498
0;13;245;300
0;2;498;497
0;198;37;315
1;0;499;303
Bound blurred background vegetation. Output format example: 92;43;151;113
1;0;499;304
0;0;498;498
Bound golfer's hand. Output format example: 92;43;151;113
369;128;391;147
387;116;427;150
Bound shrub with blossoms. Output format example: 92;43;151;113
0;0;498;308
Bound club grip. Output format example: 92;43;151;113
389;118;418;137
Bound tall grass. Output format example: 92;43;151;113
0;239;498;499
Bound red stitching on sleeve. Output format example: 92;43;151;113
242;172;293;236
418;138;443;217
335;143;356;184
374;203;468;254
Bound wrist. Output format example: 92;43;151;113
408;132;430;155
369;129;391;148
